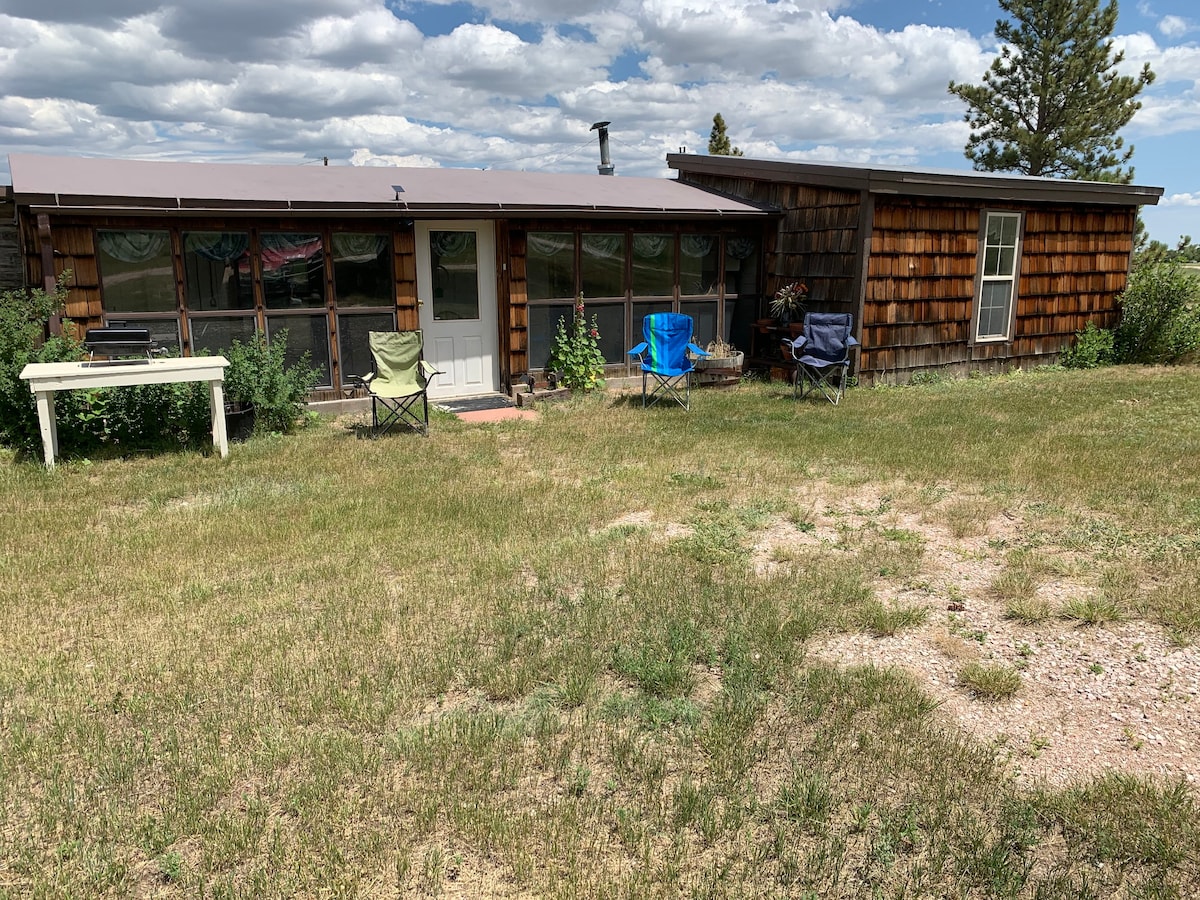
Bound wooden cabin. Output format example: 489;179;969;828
669;154;1163;383
3;152;1164;394
4;154;772;401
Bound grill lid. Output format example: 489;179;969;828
84;327;154;357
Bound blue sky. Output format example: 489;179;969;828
2;0;1199;242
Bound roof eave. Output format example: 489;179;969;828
668;153;1165;207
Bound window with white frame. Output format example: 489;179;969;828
975;212;1022;342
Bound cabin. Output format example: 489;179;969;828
2;151;1163;396
670;154;1163;382
3;154;772;401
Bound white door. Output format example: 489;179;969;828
415;221;499;400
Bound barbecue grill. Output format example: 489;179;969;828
83;327;155;363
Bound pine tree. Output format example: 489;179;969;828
707;113;744;156
948;0;1154;182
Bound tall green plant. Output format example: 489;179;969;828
223;330;321;434
547;295;606;391
1113;261;1200;364
0;274;85;453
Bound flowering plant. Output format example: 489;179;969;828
547;294;606;391
770;281;809;319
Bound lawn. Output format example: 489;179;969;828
1;366;1199;898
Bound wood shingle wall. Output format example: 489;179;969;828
679;173;860;310
0;198;22;292
861;199;1135;381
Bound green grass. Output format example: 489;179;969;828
2;366;1199;896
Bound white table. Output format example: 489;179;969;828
19;356;231;467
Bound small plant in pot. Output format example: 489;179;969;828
770;281;809;326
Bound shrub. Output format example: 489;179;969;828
1113;261;1200;364
547;295;605;391
1060;321;1115;369
223;330;321;434
0;275;85;453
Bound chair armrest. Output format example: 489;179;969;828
347;372;375;388
686;343;709;357
627;342;648;357
848;335;860;347
418;361;441;383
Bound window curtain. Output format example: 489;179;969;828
582;234;623;258
726;237;757;259
332;233;388;263
430;231;473;259
97;231;167;263
681;235;715;258
185;232;249;262
632;234;669;259
527;233;573;256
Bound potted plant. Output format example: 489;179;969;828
691;336;744;387
769;281;809;326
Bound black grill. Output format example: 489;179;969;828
84;327;154;360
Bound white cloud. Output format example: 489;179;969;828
1161;191;1200;206
1158;15;1193;38
0;0;1194;193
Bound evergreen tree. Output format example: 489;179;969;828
948;0;1153;182
707;113;744;156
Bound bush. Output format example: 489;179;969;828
223;330;321;434
0;275;85;453
1113;262;1200;364
1060;321;1115;369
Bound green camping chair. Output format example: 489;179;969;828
350;331;440;436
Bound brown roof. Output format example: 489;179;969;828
668;153;1163;207
7;153;771;219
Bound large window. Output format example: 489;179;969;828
527;232;574;301
97;230;174;314
182;232;252;311
581;233;625;299
333;233;394;388
631;234;674;297
975;212;1022;342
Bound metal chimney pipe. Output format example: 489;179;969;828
590;121;614;175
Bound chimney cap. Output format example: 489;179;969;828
590;121;610;131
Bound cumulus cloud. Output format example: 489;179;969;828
1158;15;1194;38
0;0;1193;190
1162;192;1200;206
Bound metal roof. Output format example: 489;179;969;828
668;153;1163;207
6;153;772;219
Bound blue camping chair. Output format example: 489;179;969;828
627;312;708;409
784;313;859;404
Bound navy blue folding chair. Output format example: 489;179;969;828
627;312;708;409
784;313;859;404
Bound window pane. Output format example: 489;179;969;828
986;216;1005;245
338;313;396;384
430;231;479;321
262;233;325;309
528;303;573;370
631;234;674;297
97;230;175;313
332;233;392;308
680;235;719;296
189;316;257;355
977;282;1012;339
182;232;253;311
998;247;1016;276
681;300;718;347
724;235;759;295
983;246;1000;277
590;303;625;365
267;315;331;388
581;233;625;299
527;232;575;301
1001;215;1019;245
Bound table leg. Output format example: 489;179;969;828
209;380;229;459
34;390;58;468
